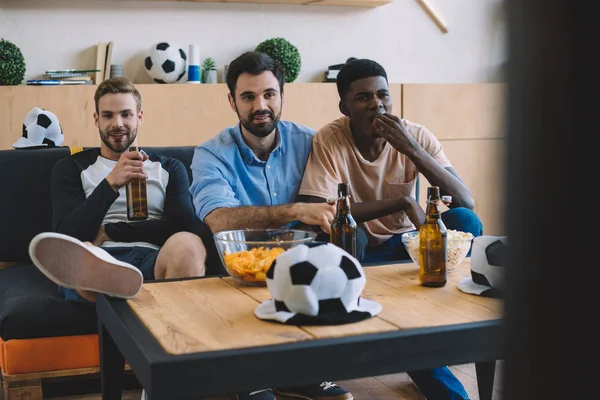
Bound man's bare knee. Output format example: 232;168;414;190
155;232;206;279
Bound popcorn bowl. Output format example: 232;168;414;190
401;230;474;272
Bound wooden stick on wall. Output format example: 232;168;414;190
415;0;448;33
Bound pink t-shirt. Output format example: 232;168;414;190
299;116;451;247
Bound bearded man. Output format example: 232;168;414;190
189;52;353;400
28;77;207;303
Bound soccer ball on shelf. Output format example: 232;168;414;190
144;42;187;84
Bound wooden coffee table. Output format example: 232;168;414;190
96;260;503;400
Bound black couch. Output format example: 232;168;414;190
0;146;223;343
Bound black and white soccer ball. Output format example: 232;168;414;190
266;243;366;316
13;107;64;149
144;42;187;84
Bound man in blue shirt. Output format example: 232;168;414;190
190;52;351;400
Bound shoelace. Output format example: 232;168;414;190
320;381;339;391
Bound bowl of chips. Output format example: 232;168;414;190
214;229;317;286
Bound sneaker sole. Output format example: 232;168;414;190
29;233;143;298
273;391;353;400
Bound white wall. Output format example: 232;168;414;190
0;0;507;84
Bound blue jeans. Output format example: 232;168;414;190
362;207;483;264
408;367;470;400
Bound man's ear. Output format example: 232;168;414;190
138;109;144;126
227;93;236;112
339;100;350;117
93;112;99;128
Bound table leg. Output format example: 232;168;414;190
475;360;496;400
99;320;126;400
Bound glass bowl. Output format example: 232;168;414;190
401;230;474;272
213;228;317;286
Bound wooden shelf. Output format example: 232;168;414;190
168;0;391;7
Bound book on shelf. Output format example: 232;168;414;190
44;69;99;83
59;76;92;81
103;41;114;81
95;41;114;84
27;79;94;86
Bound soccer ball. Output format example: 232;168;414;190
266;243;366;316
13;107;64;148
144;42;187;84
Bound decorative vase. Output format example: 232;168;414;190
202;69;217;84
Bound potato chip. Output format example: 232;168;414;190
224;247;286;283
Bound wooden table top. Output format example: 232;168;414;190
127;260;503;355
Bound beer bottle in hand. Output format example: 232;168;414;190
125;146;148;221
418;186;447;287
330;182;357;258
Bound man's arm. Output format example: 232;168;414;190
374;114;475;209
104;158;194;246
51;157;118;242
190;147;334;234
297;194;425;229
204;202;334;234
298;132;425;229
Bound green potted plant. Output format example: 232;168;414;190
202;57;217;84
0;38;26;85
255;37;301;83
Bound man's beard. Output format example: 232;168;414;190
238;107;281;138
100;126;137;153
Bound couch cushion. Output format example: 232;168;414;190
0;334;100;375
0;264;97;340
0;147;71;262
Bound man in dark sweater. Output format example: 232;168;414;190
29;77;206;302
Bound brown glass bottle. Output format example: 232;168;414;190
125;146;148;221
418;186;447;287
330;183;357;258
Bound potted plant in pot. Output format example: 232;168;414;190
202;57;217;84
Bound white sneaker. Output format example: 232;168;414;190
29;232;143;299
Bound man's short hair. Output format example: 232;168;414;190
336;59;388;100
94;77;142;113
226;52;285;98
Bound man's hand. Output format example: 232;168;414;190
405;197;426;229
294;202;336;234
373;113;419;155
105;150;148;192
92;225;111;247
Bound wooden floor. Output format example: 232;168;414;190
47;362;503;400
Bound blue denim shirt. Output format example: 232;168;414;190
190;121;315;223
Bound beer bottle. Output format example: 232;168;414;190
330;182;357;258
418;186;447;287
125;146;148;221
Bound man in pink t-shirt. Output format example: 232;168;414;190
299;58;483;400
299;59;482;264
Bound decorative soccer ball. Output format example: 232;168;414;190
266;243;366;316
144;42;187;84
13;107;64;148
